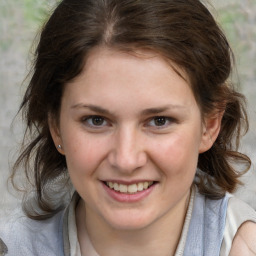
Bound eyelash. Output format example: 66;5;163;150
81;115;176;130
146;116;175;129
82;115;110;128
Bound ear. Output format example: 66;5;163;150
48;115;65;155
199;111;223;153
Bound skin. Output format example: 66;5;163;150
230;221;256;255
49;47;226;255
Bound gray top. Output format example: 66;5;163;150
1;188;256;256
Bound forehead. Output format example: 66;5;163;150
63;47;198;113
84;47;190;82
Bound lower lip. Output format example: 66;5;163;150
102;182;156;203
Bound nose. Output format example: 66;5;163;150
108;126;147;174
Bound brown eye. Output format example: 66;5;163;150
83;115;107;127
147;116;175;129
91;116;105;126
153;117;168;126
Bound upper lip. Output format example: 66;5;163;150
102;180;157;185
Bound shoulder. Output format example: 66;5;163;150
222;195;256;255
0;210;65;256
229;221;256;255
226;196;256;231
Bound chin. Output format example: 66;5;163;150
103;210;156;231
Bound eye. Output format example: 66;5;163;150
153;117;168;126
82;115;108;127
147;116;174;128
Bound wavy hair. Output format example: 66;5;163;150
12;0;250;219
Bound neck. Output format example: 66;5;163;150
76;191;190;256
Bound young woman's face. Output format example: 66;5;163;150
52;48;215;230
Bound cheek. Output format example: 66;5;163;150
150;132;200;176
62;133;108;176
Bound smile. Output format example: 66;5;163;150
105;181;154;194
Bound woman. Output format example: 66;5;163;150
1;0;256;255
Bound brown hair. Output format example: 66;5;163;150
12;0;250;219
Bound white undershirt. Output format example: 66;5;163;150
67;189;196;256
220;195;256;255
67;189;256;256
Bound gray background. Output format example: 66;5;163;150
0;0;256;214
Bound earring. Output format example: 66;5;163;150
58;145;62;149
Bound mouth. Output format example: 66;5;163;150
104;181;156;194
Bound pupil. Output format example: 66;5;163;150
92;117;104;125
155;117;166;126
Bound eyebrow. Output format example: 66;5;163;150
71;103;186;116
71;103;111;115
141;105;186;115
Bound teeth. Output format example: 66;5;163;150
137;182;144;191
128;184;137;193
143;182;149;189
106;181;154;194
119;184;128;193
114;183;119;191
109;182;114;188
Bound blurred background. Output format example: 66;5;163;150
0;0;256;214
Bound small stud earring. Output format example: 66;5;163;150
58;145;62;149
